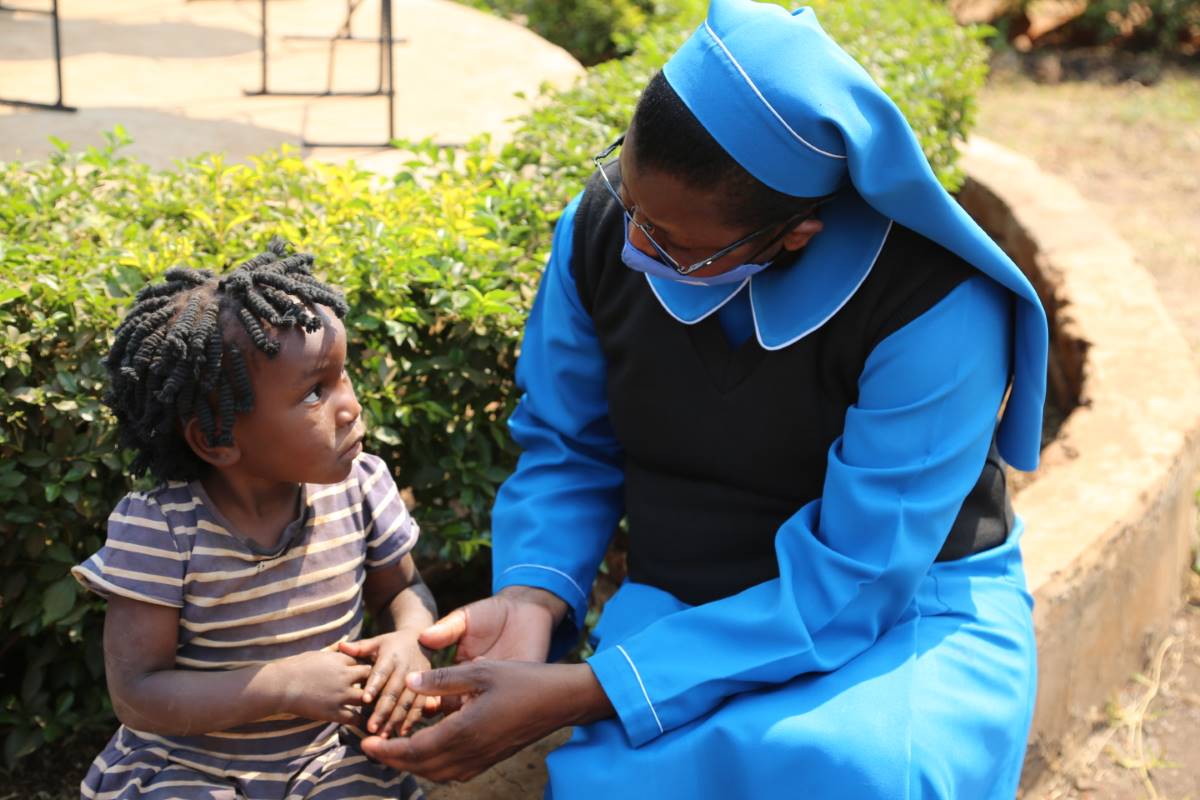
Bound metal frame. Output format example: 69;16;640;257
0;0;77;112
243;0;398;147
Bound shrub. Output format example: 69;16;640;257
0;129;547;766
0;0;989;769
1070;0;1200;54
504;0;991;195
463;0;705;65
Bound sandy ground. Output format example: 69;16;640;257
976;63;1200;800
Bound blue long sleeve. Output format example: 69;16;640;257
586;275;1015;746
491;196;624;641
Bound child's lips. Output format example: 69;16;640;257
339;429;366;458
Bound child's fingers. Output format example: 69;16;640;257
397;691;427;737
350;663;373;688
361;656;396;705
379;687;419;739
338;635;382;661
337;641;365;658
366;667;407;734
336;706;365;728
423;695;442;716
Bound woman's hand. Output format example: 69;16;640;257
273;650;372;725
338;631;434;737
418;586;568;664
360;660;612;783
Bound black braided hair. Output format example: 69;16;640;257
104;238;349;482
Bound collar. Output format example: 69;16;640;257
654;0;1049;470
645;184;892;350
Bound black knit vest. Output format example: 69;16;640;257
570;171;1013;606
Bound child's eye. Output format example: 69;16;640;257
303;385;324;404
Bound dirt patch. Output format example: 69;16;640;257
1027;574;1200;800
974;64;1200;359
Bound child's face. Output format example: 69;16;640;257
228;304;366;486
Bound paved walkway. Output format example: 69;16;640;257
0;0;583;171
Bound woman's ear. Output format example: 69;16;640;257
779;217;824;253
183;416;241;469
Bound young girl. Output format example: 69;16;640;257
72;240;432;800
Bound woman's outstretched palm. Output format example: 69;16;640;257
417;586;566;664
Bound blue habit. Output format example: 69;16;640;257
490;2;1046;797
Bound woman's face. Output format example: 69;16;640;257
618;130;819;279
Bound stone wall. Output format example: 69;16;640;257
959;137;1200;790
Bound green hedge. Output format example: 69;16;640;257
0;0;989;770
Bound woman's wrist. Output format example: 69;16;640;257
499;585;570;627
562;663;614;727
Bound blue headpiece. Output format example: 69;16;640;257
651;0;1048;470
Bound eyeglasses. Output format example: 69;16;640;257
592;134;821;276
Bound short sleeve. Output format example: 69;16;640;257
71;493;186;608
357;453;418;570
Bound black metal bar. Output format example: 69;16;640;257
0;4;54;14
259;0;267;93
281;0;404;45
50;0;64;103
283;33;405;43
0;97;74;111
300;0;398;149
243;0;402;98
0;0;76;112
376;0;386;96
383;0;394;141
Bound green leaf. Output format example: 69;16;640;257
41;576;77;626
0;470;26;488
373;426;402;445
54;691;75;716
0;287;25;306
63;462;90;483
45;542;75;565
3;726;44;769
11;386;38;404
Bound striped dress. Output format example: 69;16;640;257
71;453;425;800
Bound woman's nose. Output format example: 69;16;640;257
628;222;662;260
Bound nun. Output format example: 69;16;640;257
363;1;1049;796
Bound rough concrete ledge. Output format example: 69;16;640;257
959;137;1200;791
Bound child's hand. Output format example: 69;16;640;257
339;632;434;738
275;650;373;725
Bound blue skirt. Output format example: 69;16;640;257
546;527;1037;799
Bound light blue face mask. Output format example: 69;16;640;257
620;225;774;287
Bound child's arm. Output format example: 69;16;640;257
104;595;372;736
364;552;436;635
339;553;437;735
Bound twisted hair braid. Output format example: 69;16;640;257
103;238;348;481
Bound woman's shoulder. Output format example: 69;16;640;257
837;222;990;348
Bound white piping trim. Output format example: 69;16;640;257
501;563;589;606
752;220;893;351
704;20;846;161
616;645;665;735
644;273;750;325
